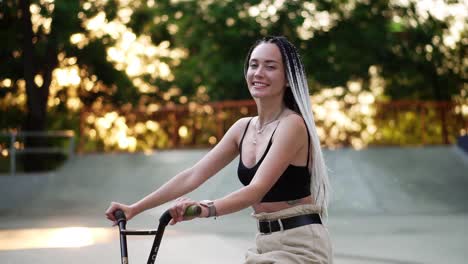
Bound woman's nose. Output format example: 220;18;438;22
254;66;264;77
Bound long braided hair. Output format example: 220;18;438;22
244;36;331;218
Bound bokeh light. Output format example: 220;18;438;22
0;227;112;250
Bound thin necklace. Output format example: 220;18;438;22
253;109;284;145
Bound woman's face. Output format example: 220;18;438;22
246;43;287;99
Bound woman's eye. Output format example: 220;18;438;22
266;65;276;70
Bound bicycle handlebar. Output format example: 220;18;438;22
113;205;201;264
113;204;202;227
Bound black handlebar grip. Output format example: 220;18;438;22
114;209;126;224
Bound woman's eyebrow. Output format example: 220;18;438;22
250;58;280;64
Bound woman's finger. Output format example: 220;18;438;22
105;202;134;223
105;203;118;221
169;197;200;225
169;206;178;225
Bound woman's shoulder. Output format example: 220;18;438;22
234;116;255;127
281;112;306;128
277;112;307;138
225;116;254;136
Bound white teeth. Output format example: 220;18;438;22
253;82;267;86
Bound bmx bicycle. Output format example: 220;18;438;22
113;205;201;264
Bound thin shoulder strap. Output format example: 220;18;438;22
256;120;280;164
239;118;253;150
267;121;281;144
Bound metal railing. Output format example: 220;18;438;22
0;130;75;176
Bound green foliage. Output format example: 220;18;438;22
0;0;466;153
372;104;465;145
137;0;261;100
0;0;137;124
2;0;466;107
77;101;465;152
125;0;465;101
381;5;459;101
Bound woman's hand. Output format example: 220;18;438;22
105;202;137;226
169;197;209;225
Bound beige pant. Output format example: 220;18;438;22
245;204;333;264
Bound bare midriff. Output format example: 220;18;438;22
252;195;314;214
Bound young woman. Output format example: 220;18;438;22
106;36;333;263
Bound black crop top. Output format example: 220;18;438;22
237;118;311;202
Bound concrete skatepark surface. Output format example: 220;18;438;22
1;146;468;263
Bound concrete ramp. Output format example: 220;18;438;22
326;146;468;215
2;146;468;220
1;150;248;228
1;146;468;264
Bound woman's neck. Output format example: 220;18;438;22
255;99;286;125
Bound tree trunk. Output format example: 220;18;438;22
20;0;50;171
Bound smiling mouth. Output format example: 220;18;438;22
252;82;269;88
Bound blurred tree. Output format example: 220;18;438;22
128;0;465;102
128;0;260;101
0;0;466;156
0;0;137;170
382;2;466;101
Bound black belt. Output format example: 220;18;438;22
258;213;322;234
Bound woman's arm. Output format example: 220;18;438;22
105;118;250;222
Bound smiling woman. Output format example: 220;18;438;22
106;36;333;263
